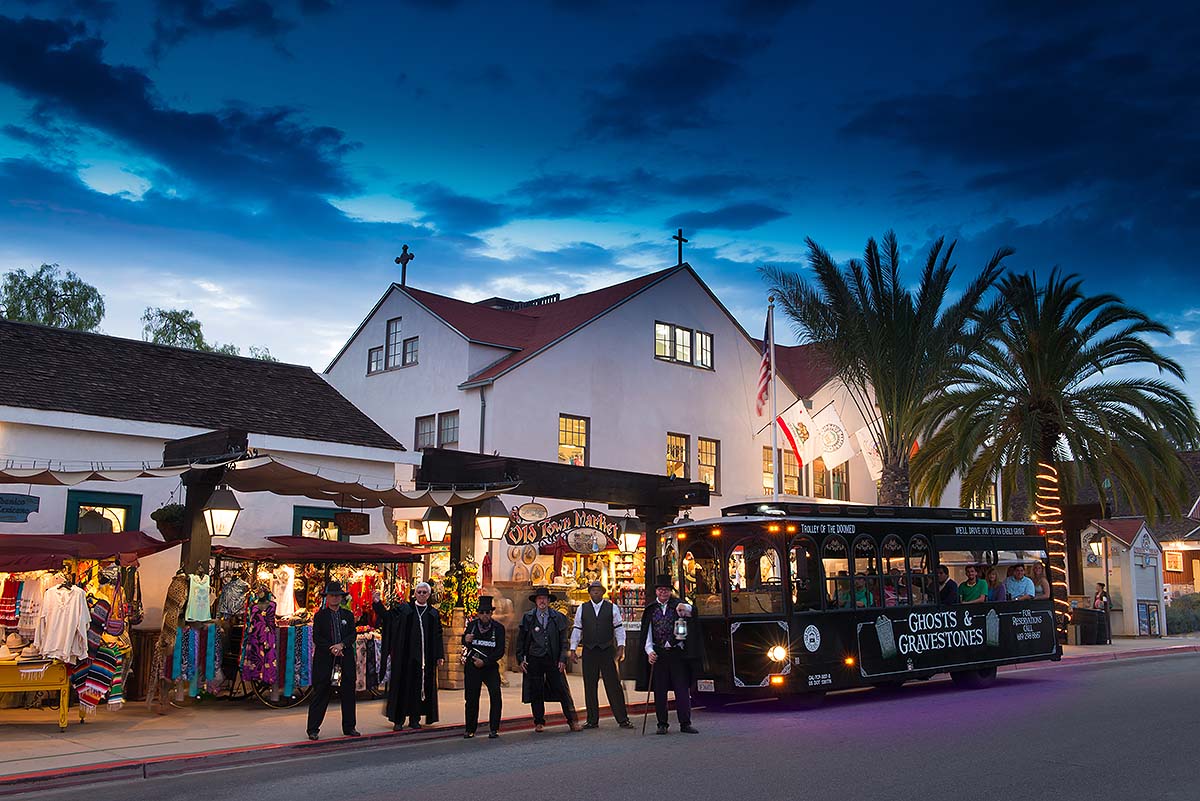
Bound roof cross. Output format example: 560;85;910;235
672;228;688;265
395;245;415;287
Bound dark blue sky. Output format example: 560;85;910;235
1;0;1197;402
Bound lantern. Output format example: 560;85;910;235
422;505;451;543
202;485;241;539
619;516;645;554
476;497;510;542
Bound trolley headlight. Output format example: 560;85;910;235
768;645;788;662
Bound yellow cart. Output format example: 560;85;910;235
0;659;84;731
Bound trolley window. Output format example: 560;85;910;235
908;535;934;606
789;537;820;612
682;539;723;617
850;535;880;609
881;535;906;607
822;535;851;609
729;536;783;615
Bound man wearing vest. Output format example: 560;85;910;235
461;595;505;739
635;573;700;734
570;580;634;729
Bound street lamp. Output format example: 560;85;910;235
201;485;241;538
619;516;645;554
476;497;510;542
421;505;451;544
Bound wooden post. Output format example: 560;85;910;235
163;429;247;575
637;507;675;594
450;503;476;565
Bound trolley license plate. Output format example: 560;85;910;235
696;679;715;693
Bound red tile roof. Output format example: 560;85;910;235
403;266;681;385
1090;517;1151;548
753;341;837;398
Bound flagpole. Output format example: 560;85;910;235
769;296;779;502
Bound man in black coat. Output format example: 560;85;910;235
374;581;444;730
516;586;580;732
307;581;360;740
461;595;505;739
635;573;701;734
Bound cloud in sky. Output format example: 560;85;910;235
667;202;789;232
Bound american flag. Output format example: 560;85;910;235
756;307;772;416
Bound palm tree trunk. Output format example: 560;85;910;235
878;454;910;506
1033;460;1069;637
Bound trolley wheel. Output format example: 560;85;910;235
251;681;311;709
974;666;997;687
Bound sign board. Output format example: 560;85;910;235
855;607;1056;678
0;494;40;523
505;507;620;548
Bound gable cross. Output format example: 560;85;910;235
395;245;415;286
672;228;688;265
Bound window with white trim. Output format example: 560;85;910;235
385;318;403;368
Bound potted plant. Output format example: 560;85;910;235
151;503;188;542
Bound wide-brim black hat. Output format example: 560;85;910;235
653;573;674;589
322;581;348;597
477;595;496;612
528;586;558;602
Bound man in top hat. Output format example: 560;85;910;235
307;581;360;740
516;586;580;732
461;595;505;739
570;580;633;729
374;581;444;730
636;573;700;734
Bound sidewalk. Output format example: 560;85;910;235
3;636;1198;790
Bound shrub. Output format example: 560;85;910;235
1166;593;1200;634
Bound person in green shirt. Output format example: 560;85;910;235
839;574;876;608
957;565;989;604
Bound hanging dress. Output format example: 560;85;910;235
272;566;296;619
185;574;212;622
241;600;278;685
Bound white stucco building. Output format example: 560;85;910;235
0;320;410;626
324;263;883;547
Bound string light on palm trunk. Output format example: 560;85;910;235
1034;461;1070;628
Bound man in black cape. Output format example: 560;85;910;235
635;573;702;734
516;586;580;732
374;581;444;730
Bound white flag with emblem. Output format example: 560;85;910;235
854;424;885;482
776;401;817;467
810;403;856;470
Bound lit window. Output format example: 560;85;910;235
831;463;850;501
782;449;800;495
695;331;713;369
66;490;141;534
559;414;588;465
667;433;689;479
385;318;403;368
813;457;829;499
762;446;774;495
437;410;459;446
653;321;713;370
402;336;419;366
674;326;692;364
698;437;719;494
367;346;384;374
415;414;436;449
654;323;672;358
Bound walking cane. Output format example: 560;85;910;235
641;660;655;735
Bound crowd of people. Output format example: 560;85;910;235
833;561;1054;609
304;575;701;741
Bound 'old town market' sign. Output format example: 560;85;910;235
504;507;621;552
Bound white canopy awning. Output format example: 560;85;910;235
1;455;517;508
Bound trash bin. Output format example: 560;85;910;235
1073;609;1099;645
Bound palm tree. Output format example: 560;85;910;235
762;231;1013;505
911;270;1200;630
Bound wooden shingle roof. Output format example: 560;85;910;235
0;320;404;451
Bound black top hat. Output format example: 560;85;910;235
322;581;348;597
653;573;674;589
477;595;495;613
528;586;558;602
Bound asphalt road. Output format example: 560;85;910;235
16;654;1200;801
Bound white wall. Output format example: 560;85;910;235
324;286;480;450
0;418;399;628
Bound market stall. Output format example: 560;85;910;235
0;531;173;729
150;537;430;709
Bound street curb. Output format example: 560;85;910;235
999;643;1200;673
0;702;655;796
4;646;1196;795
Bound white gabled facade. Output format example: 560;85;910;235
325;265;881;538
